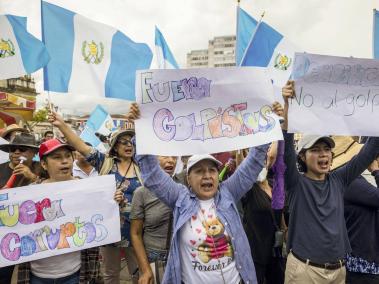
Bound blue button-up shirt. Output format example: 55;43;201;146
135;144;268;284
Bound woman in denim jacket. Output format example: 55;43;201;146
129;102;283;284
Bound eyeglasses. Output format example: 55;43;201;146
117;139;132;146
10;146;29;152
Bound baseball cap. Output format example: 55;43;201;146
187;154;222;174
296;135;335;154
39;138;75;159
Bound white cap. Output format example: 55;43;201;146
296;135;335;154
187;154;222;174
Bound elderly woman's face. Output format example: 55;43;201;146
187;160;219;200
157;156;177;176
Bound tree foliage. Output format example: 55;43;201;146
32;108;48;122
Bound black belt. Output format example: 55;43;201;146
291;251;345;270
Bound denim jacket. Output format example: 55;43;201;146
135;144;268;284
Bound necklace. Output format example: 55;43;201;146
198;201;227;284
116;160;133;190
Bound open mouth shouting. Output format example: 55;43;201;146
317;159;330;171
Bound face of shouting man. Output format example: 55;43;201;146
300;141;333;180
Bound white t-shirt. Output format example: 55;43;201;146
31;251;81;279
179;198;241;284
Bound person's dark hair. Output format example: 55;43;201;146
297;153;307;173
44;130;54;137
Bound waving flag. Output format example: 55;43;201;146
155;26;179;69
236;7;258;66
80;105;115;152
0;15;49;80
41;1;152;100
374;9;379;59
241;21;299;88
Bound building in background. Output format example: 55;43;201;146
0;76;37;128
187;35;236;68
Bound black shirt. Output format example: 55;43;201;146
242;184;276;265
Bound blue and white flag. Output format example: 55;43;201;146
374;9;379;59
155;26;179;69
41;1;152;100
80;105;115;152
0;15;50;80
236;7;258;66
241;21;299;88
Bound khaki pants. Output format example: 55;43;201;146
100;246;138;284
285;252;346;284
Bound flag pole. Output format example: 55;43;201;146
235;0;241;66
239;10;265;66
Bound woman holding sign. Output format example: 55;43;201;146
127;102;283;284
281;81;379;284
48;112;141;284
17;138;100;284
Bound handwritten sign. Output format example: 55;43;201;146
289;53;379;135
0;175;120;267
135;67;283;156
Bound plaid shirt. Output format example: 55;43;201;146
17;248;100;284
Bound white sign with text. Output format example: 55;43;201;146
135;67;283;155
289;53;379;135
0;175;120;267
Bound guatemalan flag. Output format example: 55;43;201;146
155;26;179;69
0;15;50;80
236;7;258;66
374;9;379;59
80;105;115;152
41;1;153;100
240;20;299;89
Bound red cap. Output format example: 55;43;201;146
39;138;75;160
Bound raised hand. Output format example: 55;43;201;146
282;80;295;104
272;101;284;117
47;111;65;128
126;102;140;121
13;163;37;181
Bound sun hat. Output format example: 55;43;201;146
330;136;363;170
0;133;39;152
108;121;135;154
39;138;75;160
1;124;28;139
296;134;335;154
187;154;222;174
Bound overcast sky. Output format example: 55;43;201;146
0;0;378;115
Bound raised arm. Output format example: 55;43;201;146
282;80;301;189
223;143;269;201
344;176;379;208
223;102;284;201
334;137;379;188
135;153;187;208
48;111;92;156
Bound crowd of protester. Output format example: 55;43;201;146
0;81;378;284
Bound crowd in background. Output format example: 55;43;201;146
0;82;378;284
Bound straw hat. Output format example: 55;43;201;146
108;121;135;155
330;136;363;170
1;124;28;139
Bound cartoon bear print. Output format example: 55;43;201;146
197;217;234;263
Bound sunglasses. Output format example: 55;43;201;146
117;139;133;146
10;146;30;152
